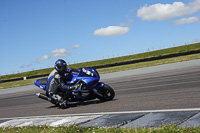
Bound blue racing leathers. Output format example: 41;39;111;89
47;68;80;94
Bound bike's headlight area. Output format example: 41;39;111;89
82;68;94;76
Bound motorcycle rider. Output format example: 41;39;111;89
47;59;80;108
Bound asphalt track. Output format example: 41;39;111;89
1;59;200;122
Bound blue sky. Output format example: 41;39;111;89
0;0;200;75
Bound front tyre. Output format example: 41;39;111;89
96;84;115;101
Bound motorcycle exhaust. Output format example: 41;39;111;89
36;93;58;104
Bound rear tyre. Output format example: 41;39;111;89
96;84;115;101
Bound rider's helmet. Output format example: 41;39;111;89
55;59;67;74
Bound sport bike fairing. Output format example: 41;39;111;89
34;68;102;92
34;68;115;108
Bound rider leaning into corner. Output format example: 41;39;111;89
47;59;80;108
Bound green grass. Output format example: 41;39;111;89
97;52;200;74
0;68;54;81
1;43;200;89
0;77;46;89
1;125;200;133
1;53;200;89
1;42;200;80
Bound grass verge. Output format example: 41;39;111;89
0;77;46;89
1;43;200;81
1;53;200;89
97;52;200;74
1;125;200;133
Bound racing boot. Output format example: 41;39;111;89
58;97;68;109
47;92;59;105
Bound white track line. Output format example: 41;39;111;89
1;108;200;120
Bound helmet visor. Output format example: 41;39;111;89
60;65;67;72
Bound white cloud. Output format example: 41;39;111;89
51;48;69;58
120;19;134;27
20;63;32;69
20;64;26;69
120;23;133;27
72;44;81;49
174;17;200;25
137;0;200;21
37;48;70;62
38;54;49;61
93;26;129;37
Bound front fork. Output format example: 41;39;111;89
92;82;105;98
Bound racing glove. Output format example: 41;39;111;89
60;83;80;91
69;84;80;90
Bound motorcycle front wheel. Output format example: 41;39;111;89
95;84;115;101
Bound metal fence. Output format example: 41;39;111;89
1;49;200;83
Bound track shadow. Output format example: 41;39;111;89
46;99;117;109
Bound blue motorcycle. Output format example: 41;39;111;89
34;68;115;107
